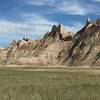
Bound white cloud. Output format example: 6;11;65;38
26;0;86;15
65;23;84;33
0;13;84;41
25;0;100;15
0;20;29;34
55;1;86;15
91;0;100;2
55;1;100;15
0;14;58;38
26;0;55;6
20;13;58;35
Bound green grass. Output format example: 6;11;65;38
0;68;100;100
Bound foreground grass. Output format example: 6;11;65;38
0;68;100;100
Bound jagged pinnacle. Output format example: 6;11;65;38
86;18;93;25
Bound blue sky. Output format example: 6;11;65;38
0;0;100;47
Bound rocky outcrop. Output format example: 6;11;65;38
30;24;73;65
32;24;73;57
0;24;72;65
59;19;100;66
0;48;8;64
0;19;99;67
2;38;38;64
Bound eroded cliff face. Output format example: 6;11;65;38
0;48;8;64
0;24;72;65
59;19;100;66
0;19;99;67
0;38;36;65
28;24;73;65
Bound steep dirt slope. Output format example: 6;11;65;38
59;19;100;66
0;38;38;64
1;24;72;65
29;24;73;65
31;24;72;56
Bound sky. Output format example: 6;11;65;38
0;0;100;47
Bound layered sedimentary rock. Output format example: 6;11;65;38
59;19;100;66
29;24;73;65
0;19;99;67
0;24;72;65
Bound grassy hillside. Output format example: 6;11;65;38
0;68;100;100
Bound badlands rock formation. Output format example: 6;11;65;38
0;19;99;67
59;19;100;66
31;24;73;65
0;24;73;65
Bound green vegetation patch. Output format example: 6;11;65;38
0;68;100;100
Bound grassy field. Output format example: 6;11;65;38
0;67;100;100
